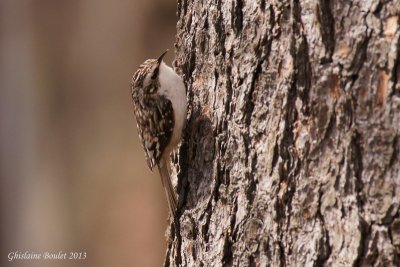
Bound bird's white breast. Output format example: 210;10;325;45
158;62;187;153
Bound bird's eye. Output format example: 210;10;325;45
151;68;159;80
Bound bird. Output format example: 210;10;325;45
131;50;187;217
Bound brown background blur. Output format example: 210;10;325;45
0;1;177;266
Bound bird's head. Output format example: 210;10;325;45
131;50;168;95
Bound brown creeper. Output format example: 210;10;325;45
131;50;187;217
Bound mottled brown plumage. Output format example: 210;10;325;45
131;51;187;217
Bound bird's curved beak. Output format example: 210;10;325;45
157;50;168;64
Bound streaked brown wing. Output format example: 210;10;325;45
132;94;174;170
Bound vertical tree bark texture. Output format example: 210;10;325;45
168;0;400;266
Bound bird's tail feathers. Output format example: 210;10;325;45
158;158;177;217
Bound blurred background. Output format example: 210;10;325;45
0;0;178;266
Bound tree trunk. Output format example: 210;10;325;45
167;0;400;266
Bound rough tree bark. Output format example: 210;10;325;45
167;0;400;266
